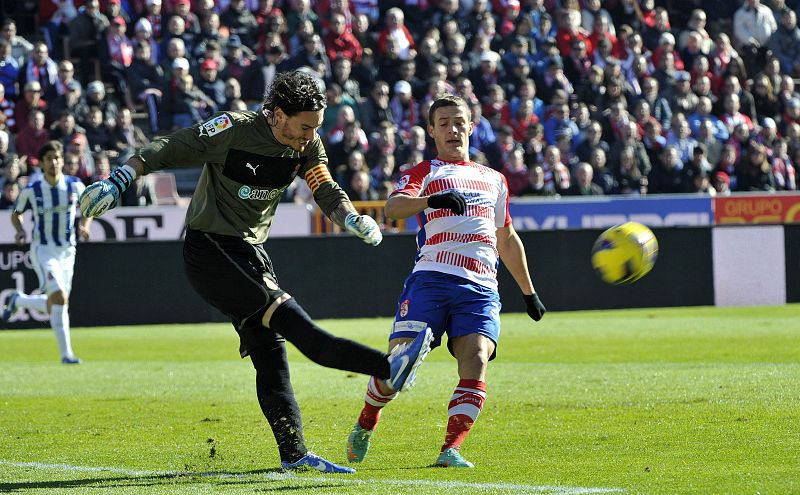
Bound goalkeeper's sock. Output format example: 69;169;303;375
250;344;307;463
441;379;486;452
15;293;48;313
357;376;397;431
50;304;75;359
269;299;391;379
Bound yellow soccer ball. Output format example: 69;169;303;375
591;222;659;285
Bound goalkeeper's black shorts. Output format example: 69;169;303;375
183;229;290;357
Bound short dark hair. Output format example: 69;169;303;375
263;70;326;116
428;94;471;124
39;140;64;161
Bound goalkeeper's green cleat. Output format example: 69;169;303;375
346;423;372;463
436;448;475;468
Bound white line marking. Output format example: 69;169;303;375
0;460;624;495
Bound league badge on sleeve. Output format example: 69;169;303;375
199;114;233;137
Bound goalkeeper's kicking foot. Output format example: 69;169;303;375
436;448;475;468
1;290;19;322
281;452;355;474
346;423;373;463
386;327;433;392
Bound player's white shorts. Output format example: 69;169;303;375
30;243;76;296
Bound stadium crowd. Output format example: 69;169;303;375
1;0;800;211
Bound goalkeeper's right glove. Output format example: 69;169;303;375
79;166;136;217
427;191;467;215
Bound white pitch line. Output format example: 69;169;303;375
0;460;624;495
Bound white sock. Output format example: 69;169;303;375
50;304;75;359
15;293;48;313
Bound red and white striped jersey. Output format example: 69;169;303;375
392;158;512;289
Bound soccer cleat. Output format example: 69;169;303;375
281;451;355;474
61;356;82;365
436;447;475;468
346;423;372;463
386;327;433;392
1;291;20;322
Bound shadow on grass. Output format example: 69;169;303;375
0;468;292;492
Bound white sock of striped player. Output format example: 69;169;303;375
50;305;75;359
442;379;487;451
357;376;398;431
14;293;48;314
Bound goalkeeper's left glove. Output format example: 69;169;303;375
344;212;383;246
523;293;546;321
79;165;136;217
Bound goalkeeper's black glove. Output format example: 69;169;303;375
523;293;546;321
427;191;467;215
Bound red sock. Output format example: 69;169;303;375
357;376;397;431
442;379;486;451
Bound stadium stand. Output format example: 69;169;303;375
0;0;799;213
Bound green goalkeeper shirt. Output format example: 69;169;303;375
134;110;349;244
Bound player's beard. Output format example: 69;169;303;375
277;120;308;152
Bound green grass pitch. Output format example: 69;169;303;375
1;305;799;494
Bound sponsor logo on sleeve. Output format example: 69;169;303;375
198;114;233;137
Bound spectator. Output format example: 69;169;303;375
287;34;331;79
66;131;94;182
501;147;529;196
588;147;616;195
141;0;164;41
159;15;195;62
197;59;226;110
132;18;159;65
678;9;712;53
67;0;110;82
736;143;775;191
221;1;259;49
109;107;149;163
0;83;15;133
733;0;777;74
346;169;378;201
127;41;163;134
712;170;731;196
84;106;113;154
540;145;571;194
565;162;604;196
102;16;135;107
18;42;59;104
517;164;559;198
0;20;33;67
324;13;362;65
770;138;796;191
389;80;418;136
768;10;800;77
0;179;18;209
648;145;687;194
0;43;17;105
171;0;202;37
16;110;50;170
48;111;85;146
163;74;217;129
83;81;119;129
377;8;416;61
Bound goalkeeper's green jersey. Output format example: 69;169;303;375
135;110;348;244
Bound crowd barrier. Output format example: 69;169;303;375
1;224;797;329
3;192;798;244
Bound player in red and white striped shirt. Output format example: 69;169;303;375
347;95;546;468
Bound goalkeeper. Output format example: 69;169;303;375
79;70;432;474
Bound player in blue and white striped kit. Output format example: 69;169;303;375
2;141;92;364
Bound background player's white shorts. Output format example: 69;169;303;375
30;243;76;296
